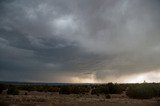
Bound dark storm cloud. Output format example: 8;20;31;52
0;0;160;82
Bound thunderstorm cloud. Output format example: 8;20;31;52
0;0;160;83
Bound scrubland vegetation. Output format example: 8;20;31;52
0;82;160;106
126;83;160;99
0;82;160;99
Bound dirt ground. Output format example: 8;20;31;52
0;91;160;106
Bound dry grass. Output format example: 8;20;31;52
0;90;160;106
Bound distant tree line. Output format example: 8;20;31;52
59;85;90;94
1;82;160;99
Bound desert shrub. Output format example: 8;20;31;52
19;85;36;91
105;94;111;99
36;86;45;92
0;84;7;94
126;83;159;99
47;86;60;92
108;83;123;94
59;86;72;94
7;86;19;95
91;88;99;95
59;85;90;94
19;85;60;92
91;85;109;95
151;83;160;97
72;86;90;94
91;83;125;95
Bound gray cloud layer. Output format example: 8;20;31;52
0;0;160;82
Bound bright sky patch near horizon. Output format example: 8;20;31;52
0;0;160;83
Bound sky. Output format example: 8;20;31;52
0;0;160;83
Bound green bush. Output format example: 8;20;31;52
91;86;109;95
7;86;19;95
108;83;123;94
91;83;125;95
126;83;160;99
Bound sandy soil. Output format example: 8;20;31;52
0;91;160;106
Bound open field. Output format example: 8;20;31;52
0;82;160;106
0;91;160;106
